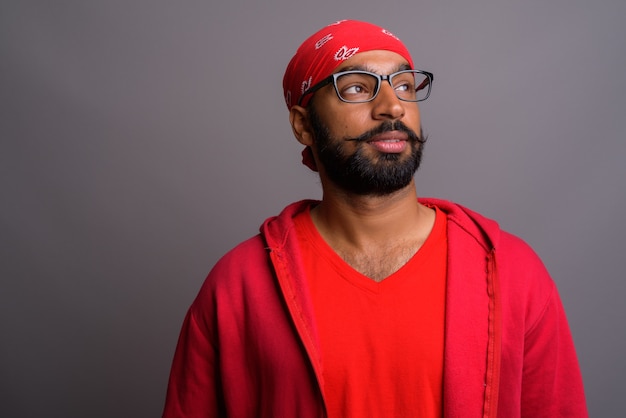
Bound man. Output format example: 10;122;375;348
163;20;587;417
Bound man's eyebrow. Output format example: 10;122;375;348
337;63;412;73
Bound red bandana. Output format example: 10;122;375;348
282;20;414;171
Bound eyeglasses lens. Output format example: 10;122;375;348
335;71;431;103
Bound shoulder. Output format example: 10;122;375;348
423;197;556;302
497;229;556;309
191;201;312;306
213;234;269;272
188;233;279;325
187;235;265;303
200;234;272;294
422;197;549;266
497;229;548;272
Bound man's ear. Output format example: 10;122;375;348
289;105;314;146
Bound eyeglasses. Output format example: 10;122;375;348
298;69;434;106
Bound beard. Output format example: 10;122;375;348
308;105;426;196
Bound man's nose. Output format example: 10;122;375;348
371;81;405;120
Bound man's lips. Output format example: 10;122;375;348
366;131;410;153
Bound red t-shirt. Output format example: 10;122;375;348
294;206;447;418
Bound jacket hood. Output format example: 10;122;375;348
419;197;501;251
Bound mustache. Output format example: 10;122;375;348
344;121;425;144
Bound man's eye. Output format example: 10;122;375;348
343;85;366;95
394;82;412;92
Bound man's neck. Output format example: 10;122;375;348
311;182;434;252
309;182;436;281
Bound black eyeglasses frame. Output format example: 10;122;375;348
297;69;434;106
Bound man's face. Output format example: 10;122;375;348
307;50;425;196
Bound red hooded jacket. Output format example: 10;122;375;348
163;199;588;417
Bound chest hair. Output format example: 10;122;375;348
337;238;424;282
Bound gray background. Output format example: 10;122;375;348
1;0;624;417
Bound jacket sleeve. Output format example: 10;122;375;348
162;307;223;418
520;284;588;417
